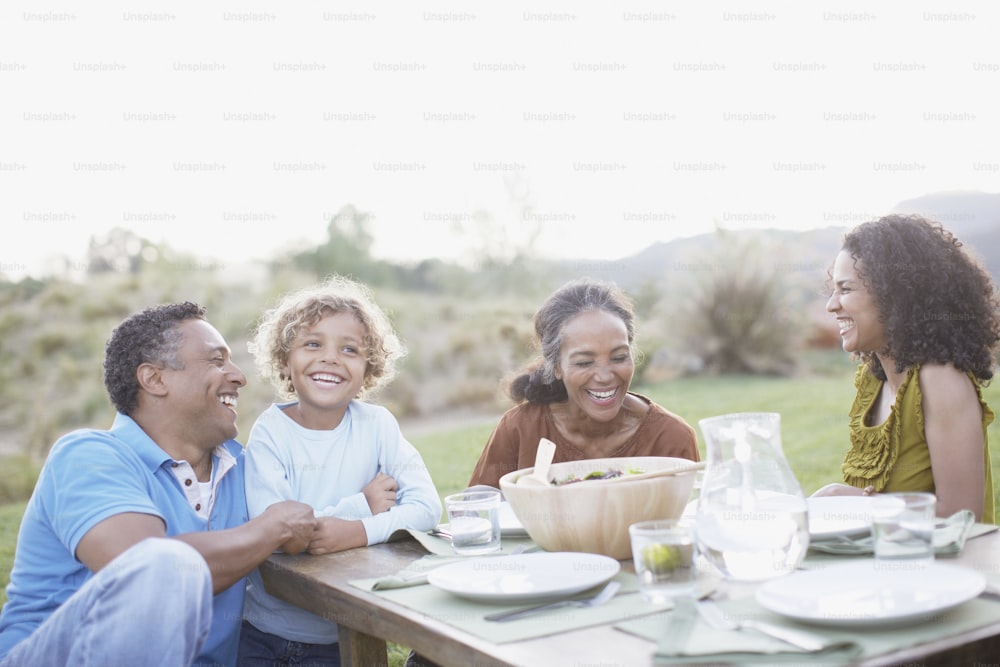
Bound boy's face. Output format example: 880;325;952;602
282;309;368;429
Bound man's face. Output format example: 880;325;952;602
159;319;246;448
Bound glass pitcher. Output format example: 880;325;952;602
695;412;809;581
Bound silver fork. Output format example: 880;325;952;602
696;600;828;651
484;581;621;622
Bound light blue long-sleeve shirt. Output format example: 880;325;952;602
242;400;441;643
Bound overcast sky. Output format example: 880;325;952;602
2;2;997;279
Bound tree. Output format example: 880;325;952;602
85;228;160;275
289;204;393;285
450;175;545;295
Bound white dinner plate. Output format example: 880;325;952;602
427;552;620;603
807;496;880;539
756;561;985;627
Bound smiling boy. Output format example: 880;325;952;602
238;276;441;666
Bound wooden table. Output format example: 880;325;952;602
260;530;1000;667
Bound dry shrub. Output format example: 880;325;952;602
676;231;806;376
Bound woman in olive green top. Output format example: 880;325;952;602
815;215;1000;523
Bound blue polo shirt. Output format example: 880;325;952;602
0;414;249;666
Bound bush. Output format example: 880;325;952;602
675;230;806;376
0;457;40;504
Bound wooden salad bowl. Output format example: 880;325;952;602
499;456;699;559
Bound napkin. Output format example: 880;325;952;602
386;527;459;556
622;597;862;665
372;554;463;589
809;510;982;556
373;530;541;589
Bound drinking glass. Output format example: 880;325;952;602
629;519;697;602
871;492;935;571
444;490;502;555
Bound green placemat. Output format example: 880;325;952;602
351;569;672;644
616;585;1000;665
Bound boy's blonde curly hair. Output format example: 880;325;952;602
249;275;406;400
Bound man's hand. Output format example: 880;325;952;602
260;500;319;555
78;500;318;595
362;472;398;514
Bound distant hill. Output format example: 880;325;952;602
891;190;1000;278
614;226;847;289
593;190;999;290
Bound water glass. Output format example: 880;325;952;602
444;490;502;555
629;519;697;602
871;492;935;570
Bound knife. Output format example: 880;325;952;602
483;581;621;622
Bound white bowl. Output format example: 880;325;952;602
499;456;697;559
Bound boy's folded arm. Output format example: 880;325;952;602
315;492;373;520
361;495;441;544
383;448;443;517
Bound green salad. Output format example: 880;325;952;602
552;466;645;486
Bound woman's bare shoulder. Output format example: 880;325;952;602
917;363;979;404
918;363;975;387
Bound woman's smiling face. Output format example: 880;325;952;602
826;250;888;355
554;309;634;423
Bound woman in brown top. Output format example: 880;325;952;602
468;279;699;488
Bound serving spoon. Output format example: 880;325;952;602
518;438;557;486
602;461;706;483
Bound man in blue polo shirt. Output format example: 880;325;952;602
0;302;317;666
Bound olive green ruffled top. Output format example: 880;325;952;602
843;364;995;524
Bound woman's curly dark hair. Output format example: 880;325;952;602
506;279;638;404
103;302;207;416
841;214;1000;381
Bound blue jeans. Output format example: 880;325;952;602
0;538;212;667
237;620;340;667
